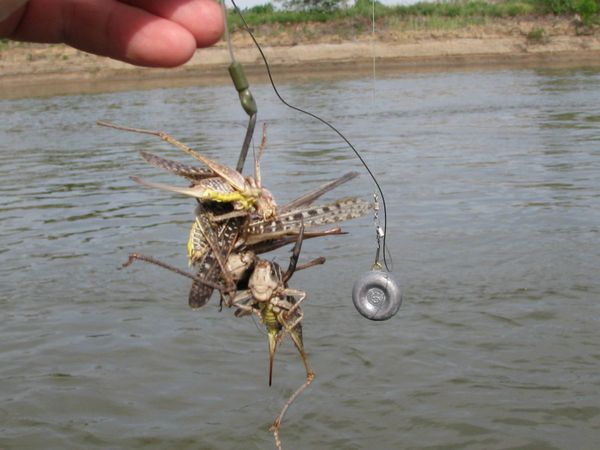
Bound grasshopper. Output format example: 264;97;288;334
101;122;371;307
121;193;370;309
187;194;371;307
98;119;277;305
98;120;277;219
102;119;367;449
232;225;314;450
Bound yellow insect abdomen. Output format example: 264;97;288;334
262;304;280;333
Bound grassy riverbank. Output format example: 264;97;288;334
228;0;599;30
2;0;600;98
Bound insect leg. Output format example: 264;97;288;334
279;171;359;212
283;222;304;284
279;290;307;330
235;113;257;173
120;253;223;291
97;120;248;192
97;121;200;158
269;333;314;449
295;257;326;272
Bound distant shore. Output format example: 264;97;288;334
2;16;600;99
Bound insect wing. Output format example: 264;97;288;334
183;150;248;192
248;197;371;237
138;150;214;181
280;171;359;212
129;176;236;201
188;204;245;308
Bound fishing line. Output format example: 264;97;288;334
227;0;391;272
371;0;376;107
220;0;235;62
368;0;393;270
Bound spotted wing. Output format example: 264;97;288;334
245;197;371;246
188;203;245;309
138;150;214;181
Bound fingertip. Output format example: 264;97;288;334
0;4;26;37
169;0;225;48
195;0;225;48
125;22;198;67
9;0;224;68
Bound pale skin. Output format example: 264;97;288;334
0;0;225;67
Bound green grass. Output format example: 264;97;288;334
227;0;557;30
527;26;547;42
388;14;489;31
388;0;536;17
228;3;331;28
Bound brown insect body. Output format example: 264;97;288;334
100;120;367;450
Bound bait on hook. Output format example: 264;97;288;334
226;0;401;320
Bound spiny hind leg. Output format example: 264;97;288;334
269;363;314;449
280;289;307;329
286;319;314;384
269;313;314;448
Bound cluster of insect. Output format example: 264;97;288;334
99;120;371;449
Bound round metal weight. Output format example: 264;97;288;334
352;269;402;321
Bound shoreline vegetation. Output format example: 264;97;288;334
2;0;600;98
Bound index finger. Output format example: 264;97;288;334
5;0;224;67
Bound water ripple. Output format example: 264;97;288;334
1;67;600;449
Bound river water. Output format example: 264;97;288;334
1;66;599;449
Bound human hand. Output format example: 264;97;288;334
0;0;224;67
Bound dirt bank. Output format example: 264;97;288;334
1;16;600;98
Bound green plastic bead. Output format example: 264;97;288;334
229;62;257;116
229;62;249;92
239;89;257;116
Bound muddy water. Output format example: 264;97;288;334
1;66;599;449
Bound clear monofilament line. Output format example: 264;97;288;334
221;0;236;63
372;0;376;106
